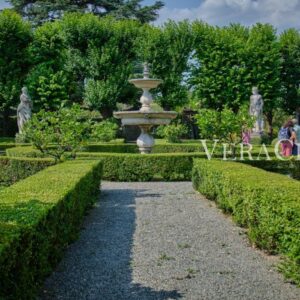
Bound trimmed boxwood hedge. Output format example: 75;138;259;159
83;143;205;153
0;156;55;187
78;152;206;181
0;160;103;299
6;146;47;158
192;159;300;285
6;144;206;157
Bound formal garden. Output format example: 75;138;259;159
0;1;300;299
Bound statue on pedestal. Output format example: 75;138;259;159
17;87;32;134
249;87;264;134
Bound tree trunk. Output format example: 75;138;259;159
100;107;113;119
266;112;273;140
297;107;300;125
1;108;18;137
2;109;10;136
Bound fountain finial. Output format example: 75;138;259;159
143;62;150;79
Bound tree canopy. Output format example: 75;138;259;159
0;10;32;135
9;0;164;25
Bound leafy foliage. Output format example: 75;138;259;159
60;14;140;117
279;29;300;114
138;21;194;110
28;68;69;111
191;23;282;137
156;124;188;143
25;20;72;111
10;0;164;25
91;120;118;142
24;104;91;161
196;106;254;144
191;23;250;112
0;10;32;134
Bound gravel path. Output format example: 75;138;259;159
40;182;300;300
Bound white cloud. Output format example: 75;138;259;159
156;0;300;31
0;0;11;9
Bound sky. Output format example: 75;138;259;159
144;0;300;31
1;0;300;31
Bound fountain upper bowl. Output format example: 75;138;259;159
129;78;163;89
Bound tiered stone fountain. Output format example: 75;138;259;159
114;63;177;154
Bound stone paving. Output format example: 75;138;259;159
40;182;300;300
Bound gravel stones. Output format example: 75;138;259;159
39;182;300;300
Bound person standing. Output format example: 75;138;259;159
278;120;296;157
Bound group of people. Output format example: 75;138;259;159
241;118;300;158
279;119;300;157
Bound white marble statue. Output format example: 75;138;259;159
249;87;264;133
17;87;32;134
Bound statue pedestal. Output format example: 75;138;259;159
250;131;263;144
250;131;262;138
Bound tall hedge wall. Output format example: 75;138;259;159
0;160;103;299
192;159;300;285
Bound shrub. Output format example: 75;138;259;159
192;159;300;285
0;156;55;187
156;124;188;143
195;106;254;148
24;105;91;161
0;160;103;299
91;120;118;142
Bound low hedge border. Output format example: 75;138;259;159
0;160;103;299
192;159;300;285
6;146;48;158
241;159;300;180
0;156;55;187
78;152;206;181
83;143;205;153
6;144;207;157
6;144;275;158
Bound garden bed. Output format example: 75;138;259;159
0;160;103;299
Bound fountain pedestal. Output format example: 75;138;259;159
137;125;154;154
114;63;177;154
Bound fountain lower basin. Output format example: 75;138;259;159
114;111;177;154
114;111;177;126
